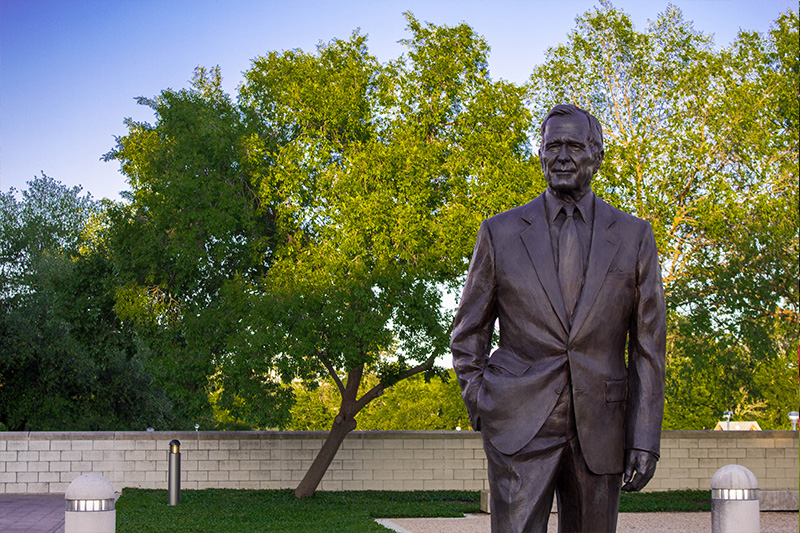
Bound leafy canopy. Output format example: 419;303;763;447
531;2;798;429
0;175;172;430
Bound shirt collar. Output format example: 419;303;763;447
545;188;595;225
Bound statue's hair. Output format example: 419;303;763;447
540;104;603;156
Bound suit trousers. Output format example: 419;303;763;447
483;382;622;533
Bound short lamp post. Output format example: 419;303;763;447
788;411;799;431
168;439;181;506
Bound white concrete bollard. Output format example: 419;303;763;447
711;464;760;533
65;473;116;533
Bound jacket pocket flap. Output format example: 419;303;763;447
486;352;531;376
605;379;627;403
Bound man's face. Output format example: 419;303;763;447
539;114;600;198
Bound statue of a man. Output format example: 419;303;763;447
451;104;666;532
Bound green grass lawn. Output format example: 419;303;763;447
115;488;710;532
619;489;710;512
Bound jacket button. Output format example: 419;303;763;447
555;387;562;394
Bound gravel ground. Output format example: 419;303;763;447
377;512;799;533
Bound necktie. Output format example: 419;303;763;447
558;204;584;324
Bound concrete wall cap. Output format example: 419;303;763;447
711;464;759;490
65;473;115;500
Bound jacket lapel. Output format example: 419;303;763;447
569;196;621;340
520;194;570;332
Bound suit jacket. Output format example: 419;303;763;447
451;191;666;475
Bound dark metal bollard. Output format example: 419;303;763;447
168;439;181;506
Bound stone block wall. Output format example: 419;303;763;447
0;430;796;494
0;431;486;494
650;431;798;491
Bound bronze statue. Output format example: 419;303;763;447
451;104;666;532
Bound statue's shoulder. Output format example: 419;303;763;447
596;196;653;233
483;195;543;230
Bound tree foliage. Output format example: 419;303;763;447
288;369;469;432
0;175;172;430
105;66;282;428
106;13;537;495
530;2;798;429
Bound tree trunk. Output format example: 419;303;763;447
294;351;439;498
294;412;357;498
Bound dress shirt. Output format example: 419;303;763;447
545;188;594;273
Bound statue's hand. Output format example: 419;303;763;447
621;449;657;492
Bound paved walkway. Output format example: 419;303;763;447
1;493;797;532
378;512;798;533
0;494;64;533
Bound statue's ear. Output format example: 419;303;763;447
593;148;605;173
539;146;546;172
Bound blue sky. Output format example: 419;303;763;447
1;0;795;201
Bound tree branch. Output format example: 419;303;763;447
353;349;439;414
317;350;346;397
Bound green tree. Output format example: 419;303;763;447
530;3;798;428
105;66;283;429
241;14;535;498
107;13;537;496
0;175;171;430
1;173;96;297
